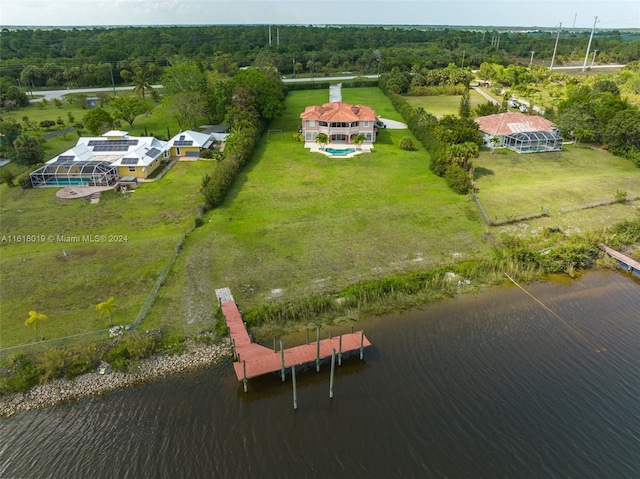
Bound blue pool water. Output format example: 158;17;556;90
44;178;90;186
326;147;355;155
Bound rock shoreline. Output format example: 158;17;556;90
0;341;232;419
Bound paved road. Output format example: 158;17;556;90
30;85;164;102
30;75;380;102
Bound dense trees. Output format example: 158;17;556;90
2;25;638;91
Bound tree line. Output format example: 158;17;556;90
2;25;639;90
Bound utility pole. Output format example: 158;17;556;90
582;16;599;73
269;26;272;47
496;32;501;51
591;50;598;67
529;51;536;67
461;50;466;68
292;57;295;78
550;22;562;71
573;13;577;29
277;28;280;47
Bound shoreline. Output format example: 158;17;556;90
0;340;232;419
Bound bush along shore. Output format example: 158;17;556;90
0;335;231;419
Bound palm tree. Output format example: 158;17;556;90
353;133;366;150
96;297;116;327
130;68;153;99
25;310;48;341
315;133;329;150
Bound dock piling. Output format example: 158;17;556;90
338;335;343;366
360;330;364;360
243;360;247;393
330;349;336;399
306;329;309;345
280;339;285;382
292;365;298;410
316;326;321;372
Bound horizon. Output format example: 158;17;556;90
1;1;638;30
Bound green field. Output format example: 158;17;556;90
2;86;639;350
143;88;489;334
0;161;213;348
474;144;640;231
405;90;486;117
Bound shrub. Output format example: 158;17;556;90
39;120;56;129
399;137;414;151
200;149;215;159
1;169;15;187
445;164;472;194
16;170;33;189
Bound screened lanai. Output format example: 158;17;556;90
503;130;563;154
30;159;119;187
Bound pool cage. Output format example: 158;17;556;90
30;160;119;188
503;131;563;154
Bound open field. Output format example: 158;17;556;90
3;86;639;349
0;161;213;348
144;88;489;333
474;144;640;231
405;90;486;117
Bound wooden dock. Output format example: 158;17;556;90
216;288;372;385
598;244;640;277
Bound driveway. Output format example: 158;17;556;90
378;118;407;129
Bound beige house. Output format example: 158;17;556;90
300;102;378;144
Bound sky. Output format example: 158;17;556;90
1;0;638;29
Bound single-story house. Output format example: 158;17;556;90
30;130;170;187
475;112;563;154
300;102;378;144
167;130;216;158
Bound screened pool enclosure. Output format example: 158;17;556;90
30;160;119;187
503;131;563;154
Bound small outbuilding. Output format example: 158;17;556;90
475;112;563;154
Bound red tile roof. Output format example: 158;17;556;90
475;112;556;136
301;102;377;122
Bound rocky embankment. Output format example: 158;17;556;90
0;341;232;419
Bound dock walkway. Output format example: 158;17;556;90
598;244;640;276
215;288;372;384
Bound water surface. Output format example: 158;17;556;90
1;271;639;478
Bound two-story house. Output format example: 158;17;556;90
300;102;378;144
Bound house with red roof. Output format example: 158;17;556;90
300;102;378;145
475;112;563;153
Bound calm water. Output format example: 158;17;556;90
1;271;639;478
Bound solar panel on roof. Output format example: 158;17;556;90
57;155;75;161
121;158;139;165
179;135;185;140
89;140;139;152
146;148;161;158
173;140;193;146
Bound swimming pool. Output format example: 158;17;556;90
325;147;355;155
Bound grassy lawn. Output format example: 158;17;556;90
405;90;486;117
0;161;214;348
144;88;489;333
474;144;640;232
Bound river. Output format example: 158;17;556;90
1;270;639;478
